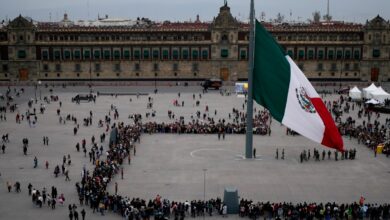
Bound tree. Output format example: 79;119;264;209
312;11;321;23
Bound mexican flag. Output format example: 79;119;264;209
252;20;344;151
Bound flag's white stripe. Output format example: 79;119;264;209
282;56;325;143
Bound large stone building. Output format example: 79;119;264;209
0;3;389;82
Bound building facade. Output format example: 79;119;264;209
0;3;389;82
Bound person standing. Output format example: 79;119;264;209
1;144;5;153
34;156;38;168
253;148;256;159
275;148;279;159
74;210;79;220
281;149;285;160
81;209;86;220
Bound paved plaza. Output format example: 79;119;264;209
0;84;389;220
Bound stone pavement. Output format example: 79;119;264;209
0;84;389;220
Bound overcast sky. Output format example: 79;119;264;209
0;0;389;24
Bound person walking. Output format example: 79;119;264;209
275;148;279;159
253;148;256;158
65;169;71;181
281;149;285;160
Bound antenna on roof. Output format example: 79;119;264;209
326;0;330;21
87;0;90;20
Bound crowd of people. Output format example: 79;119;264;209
1;84;390;220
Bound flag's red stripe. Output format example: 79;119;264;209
310;98;344;151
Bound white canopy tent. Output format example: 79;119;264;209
369;86;390;102
363;83;378;99
365;99;380;105
349;86;362;100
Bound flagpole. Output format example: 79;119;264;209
245;0;255;159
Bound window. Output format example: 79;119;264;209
162;50;169;60
18;50;27;59
317;63;323;71
192;63;199;71
173;63;178;71
2;64;8;71
308;50;314;59
354;50;360;60
336;50;343;59
240;50;247;60
192;50;199;59
344;63;350;71
94;50;101;59
287;50;294;58
318;50;324;59
42;50;49;60
172;50;179;60
345;50;351;59
220;49;228;58
353;63;359;70
55;64;61;71
114;63;121;72
64;50;71;60
143;49;150;59
153;63;159;71
43;64;49;71
134;50;140;59
331;63;337;71
74;50;81;60
135;63;140;71
123;50;130;59
298;50;305;59
94;63;101;72
328;50;334;59
113;50;121;60
202;50;209;60
104;50;110;60
84;50;91;59
153;50;159;60
372;49;380;58
75;64;81;72
182;49;189;59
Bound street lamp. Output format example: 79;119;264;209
203;168;207;218
38;80;42;100
34;81;37;101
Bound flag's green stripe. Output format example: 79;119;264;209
253;20;291;122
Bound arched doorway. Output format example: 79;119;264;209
220;68;229;81
19;68;29;81
371;68;379;82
